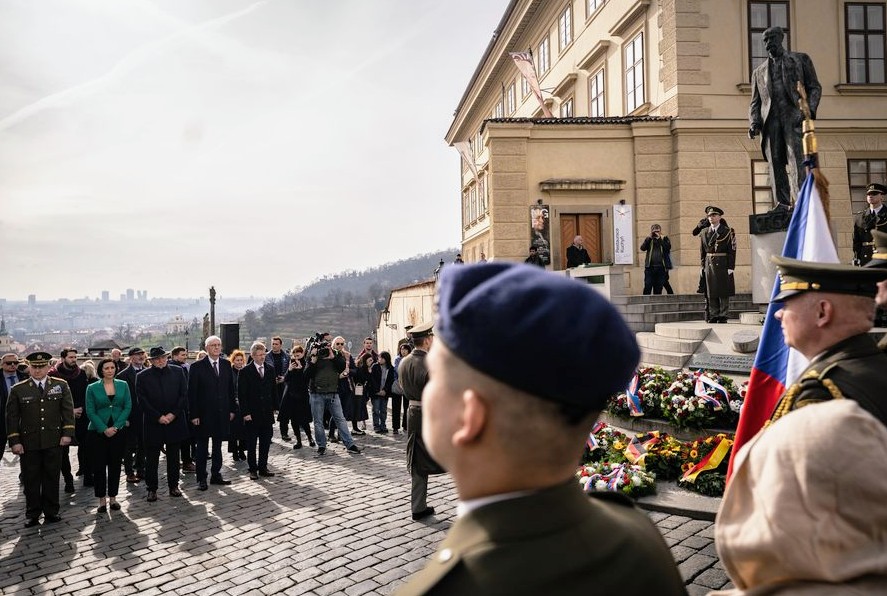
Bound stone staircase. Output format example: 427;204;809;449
636;323;712;370
612;293;757;333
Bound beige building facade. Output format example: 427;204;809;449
376;280;435;354
446;0;887;294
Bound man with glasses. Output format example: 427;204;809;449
2;354;27;457
6;352;75;528
853;182;887;266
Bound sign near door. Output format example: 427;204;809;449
613;204;634;265
530;204;552;265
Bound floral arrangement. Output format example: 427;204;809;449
641;434;686;481
678;434;733;497
577;462;656;499
583;422;629;464
659;370;741;429
606;367;673;418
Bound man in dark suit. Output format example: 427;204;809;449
188;335;236;490
397;263;685;595
749;26;821;210
6;352;75;528
2;353;27;457
238;342;278;480
117;347;147;484
137;346;190;502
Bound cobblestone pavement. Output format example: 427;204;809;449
0;429;730;595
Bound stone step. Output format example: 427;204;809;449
635;332;702;353
654;323;713;341
639;347;693;369
623;300;758;314
624;293;753;305
739;311;766;325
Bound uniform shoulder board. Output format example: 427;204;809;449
797;363;845;404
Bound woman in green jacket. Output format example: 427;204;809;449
85;358;132;513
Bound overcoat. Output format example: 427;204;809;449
398;349;445;476
137;365;190;447
238;362;278;427
187;357;236;439
700;223;736;299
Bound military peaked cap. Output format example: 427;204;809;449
772;256;887;301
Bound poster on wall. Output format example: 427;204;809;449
530;204;551;265
613;203;634;265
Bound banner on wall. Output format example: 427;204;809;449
529;204;551;265
613;204;634;265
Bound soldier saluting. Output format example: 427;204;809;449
6;351;75;528
853;182;887;266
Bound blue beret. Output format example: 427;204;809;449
435;262;639;411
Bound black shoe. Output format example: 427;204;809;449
76;469;84;477
317;447;326;455
249;470;259;481
147;491;158;502
293;443;302;450
24;518;40;528
258;469;275;477
352;429;366;436
97;505;107;513
197;481;208;491
281;435;292;442
110;502;121;511
393;429;400;435
347;445;362;454
411;507;435;521
64;484;75;494
44;515;62;524
238;452;247;461
169;488;183;497
210;476;231;485
309;440;316;448
379;429;389;434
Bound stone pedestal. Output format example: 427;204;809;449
750;231;786;304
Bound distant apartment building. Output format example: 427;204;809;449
446;0;887;294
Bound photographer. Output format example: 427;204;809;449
640;224;673;295
304;338;362;455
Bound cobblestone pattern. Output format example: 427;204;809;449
0;430;729;594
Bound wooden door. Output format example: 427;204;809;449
560;214;602;268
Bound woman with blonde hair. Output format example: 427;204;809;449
227;349;247;462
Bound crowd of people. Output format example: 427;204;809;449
2;332;414;523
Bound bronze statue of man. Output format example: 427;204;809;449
749;26;821;211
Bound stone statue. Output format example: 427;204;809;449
748;26;821;211
202;313;210;341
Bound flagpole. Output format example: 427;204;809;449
798;83;830;227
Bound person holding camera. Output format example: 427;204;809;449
304;340;361;455
640;224;673;295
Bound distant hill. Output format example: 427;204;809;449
240;248;456;343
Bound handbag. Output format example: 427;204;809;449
392;378;403;395
354;383;364;396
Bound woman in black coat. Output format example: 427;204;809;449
227;350;247;462
281;346;314;449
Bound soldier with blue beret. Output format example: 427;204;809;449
397;263;686;595
6;351;75;528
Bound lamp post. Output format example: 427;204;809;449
433;259;444;281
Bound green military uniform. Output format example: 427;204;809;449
699;206;736;323
852;183;887;265
6;352;75;525
397;481;687;596
768;257;887;427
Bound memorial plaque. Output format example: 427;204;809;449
687;353;755;374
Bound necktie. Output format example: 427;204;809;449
8;375;15;391
258;365;264;378
38;382;45;394
213;360;219;376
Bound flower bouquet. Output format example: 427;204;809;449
636;366;672;418
577;461;656;499
583;422;629;464
642;434;686;481
660;370;737;429
678;433;734;497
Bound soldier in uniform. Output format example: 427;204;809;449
852;182;887;266
5;351;76;528
398;264;686;595
398;321;445;521
766;256;887;427
865;229;887;351
699;205;736;323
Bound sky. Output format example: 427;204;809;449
0;0;509;301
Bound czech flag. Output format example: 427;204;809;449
727;171;838;479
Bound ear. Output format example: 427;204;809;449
816;299;835;326
453;389;487;447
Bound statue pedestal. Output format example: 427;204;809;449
750;229;786;304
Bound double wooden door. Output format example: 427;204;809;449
560;213;602;268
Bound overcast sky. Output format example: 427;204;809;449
0;0;508;301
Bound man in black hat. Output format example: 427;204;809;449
6;351;75;528
117;347;147;483
766;256;887;426
852;182;887;266
397;264;685;595
699;206;736;323
137;347;190;502
398;321;444;521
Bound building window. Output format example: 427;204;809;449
493;99;504;119
752;160;774;214
846;3;886;83
478;175;487;214
558;4;573;51
559;97;574;117
849;158;887;212
748;2;790;74
474;130;483;157
537;36;551;76
462;190;470;226
469;185;478;222
625;32;645;113
521;74;530;97
588;0;605;17
589;67;605;117
506;82;516;114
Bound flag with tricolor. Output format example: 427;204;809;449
727;170;838;479
626;372;644;416
682;436;733;483
624;431;661;465
694;372;728;410
586;421;606;451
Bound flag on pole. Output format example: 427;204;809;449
453;141;479;185
727;171;838;478
508;51;553;117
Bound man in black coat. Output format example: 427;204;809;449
137;346;190;502
2;353;27;457
188;335;236;490
748;26;821;210
238;342;278;480
117;347;147;483
48;348;90;492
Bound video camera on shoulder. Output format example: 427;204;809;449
307;332;332;359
